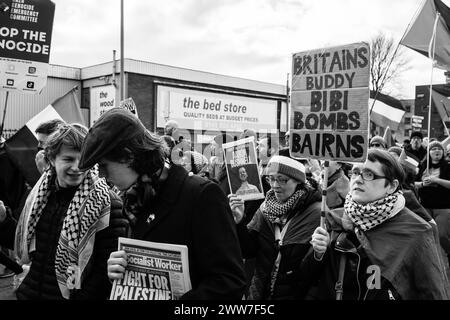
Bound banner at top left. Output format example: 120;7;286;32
0;0;55;94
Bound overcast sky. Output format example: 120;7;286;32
49;0;449;99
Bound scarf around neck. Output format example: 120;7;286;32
344;190;405;232
260;188;305;224
15;166;111;299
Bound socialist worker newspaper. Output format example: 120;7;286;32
110;237;192;300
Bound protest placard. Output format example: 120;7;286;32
290;42;370;162
110;237;191;300
0;0;55;94
223;136;264;201
119;97;138;117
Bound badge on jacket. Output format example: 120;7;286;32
146;213;155;224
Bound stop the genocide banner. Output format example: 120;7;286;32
0;0;55;94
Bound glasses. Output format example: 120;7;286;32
370;143;381;148
349;168;387;181
265;175;290;186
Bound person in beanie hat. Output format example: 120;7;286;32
405;131;427;162
78;108;246;299
369;135;387;149
181;150;209;177
310;148;450;300
415;140;450;266
229;155;322;299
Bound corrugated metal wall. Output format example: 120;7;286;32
0;77;82;131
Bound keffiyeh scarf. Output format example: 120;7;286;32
260;188;305;224
344;190;405;232
15;166;111;299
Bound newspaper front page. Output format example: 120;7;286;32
223;136;264;201
110;237;191;300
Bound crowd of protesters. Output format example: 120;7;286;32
0;107;450;300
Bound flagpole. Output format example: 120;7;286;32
0;91;9;138
286;72;290;131
120;0;125;101
426;12;440;174
369;0;424;116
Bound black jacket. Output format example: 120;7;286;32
130;164;246;300
307;208;450;300
236;184;322;300
0;188;128;300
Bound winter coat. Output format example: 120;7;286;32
309;207;450;300
417;160;450;209
236;184;322;300
0;177;128;300
129;164;246;300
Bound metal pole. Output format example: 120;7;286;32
286;72;290;126
320;160;329;229
0;91;9;137
426;12;439;175
112;49;117;87
120;0;125;101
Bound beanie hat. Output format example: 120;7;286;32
266;155;306;183
184;151;208;174
410;131;423;140
370;135;387;148
428;140;444;152
79;108;148;170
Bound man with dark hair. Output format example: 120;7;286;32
35;119;65;150
405;131;427;162
79;108;246;299
257;135;279;174
34;119;65;174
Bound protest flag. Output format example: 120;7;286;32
399;148;420;172
4;86;85;185
382;126;393;148
400;0;450;70
431;88;450;135
441;136;450;149
369;99;405;131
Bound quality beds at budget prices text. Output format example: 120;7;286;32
173;304;275;317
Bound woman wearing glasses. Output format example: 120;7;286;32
0;124;128;300
229;155;322;300
310;148;449;300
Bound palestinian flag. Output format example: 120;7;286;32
4;86;85;186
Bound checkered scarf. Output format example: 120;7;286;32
344;190;405;232
15;166;111;299
260;188;305;224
